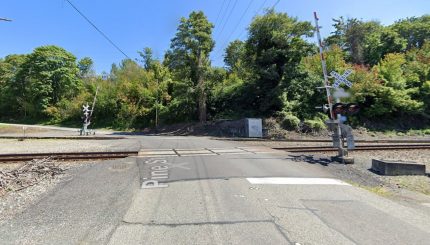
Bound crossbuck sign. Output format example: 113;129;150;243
331;69;353;88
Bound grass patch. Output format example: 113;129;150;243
346;181;392;197
361;186;392;197
389;176;430;196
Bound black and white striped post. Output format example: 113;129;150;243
313;12;346;162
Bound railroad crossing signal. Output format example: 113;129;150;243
81;103;94;135
82;103;91;121
332;103;360;115
331;69;353;88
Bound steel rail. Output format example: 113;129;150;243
274;144;430;152
0;151;138;162
0;136;125;140
220;138;430;144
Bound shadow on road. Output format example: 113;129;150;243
286;154;332;166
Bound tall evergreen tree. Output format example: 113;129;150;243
165;11;214;122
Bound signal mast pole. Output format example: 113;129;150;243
314;12;334;119
313;12;345;161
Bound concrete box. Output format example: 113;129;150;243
245;118;262;138
371;159;426;176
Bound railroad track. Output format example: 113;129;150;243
0;151;138;162
274;144;430;152
222;138;430;144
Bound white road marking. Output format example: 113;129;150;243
139;149;175;151
210;149;247;153
176;150;212;154
165;161;191;170
180;153;218;157
138;150;176;156
247;177;351;186
137;147;287;157
136;155;176;158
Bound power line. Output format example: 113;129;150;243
215;0;255;57
271;0;281;9
214;0;228;27
238;0;269;39
215;0;238;40
214;0;232;36
65;0;131;59
214;0;270;61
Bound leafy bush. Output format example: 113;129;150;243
302;115;327;133
280;112;300;130
302;119;325;133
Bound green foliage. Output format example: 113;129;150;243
391;15;430;49
210;72;244;118
78;57;94;78
164;11;214;122
1;11;429;131
326;17;383;64
0;46;81;119
137;47;155;71
224;40;246;73
280;111;300;130
303;116;327;133
422;81;430;113
0;54;28;117
242;9;314;114
375;53;407;89
363;28;407;66
350;53;424;118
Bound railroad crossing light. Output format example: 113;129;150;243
332;103;360;115
346;103;360;115
322;104;330;113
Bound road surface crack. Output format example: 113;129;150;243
121;219;273;227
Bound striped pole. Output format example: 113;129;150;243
314;12;335;120
314;12;345;160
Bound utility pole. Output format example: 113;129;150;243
89;85;99;119
155;80;159;128
313;12;346;163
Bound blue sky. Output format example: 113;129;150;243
1;0;429;73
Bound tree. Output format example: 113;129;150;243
392;15;430;49
326;17;382;64
151;61;172;126
165;11;214;123
77;57;94;78
0;46;82;119
351;53;423;118
22;46;81;117
108;59;156;128
138;47;155;71
224;40;245;73
0;54;28;117
363;28;407;66
243;9;314;114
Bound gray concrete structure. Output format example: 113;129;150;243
372;159;426;176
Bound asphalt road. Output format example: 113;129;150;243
1;135;430;244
